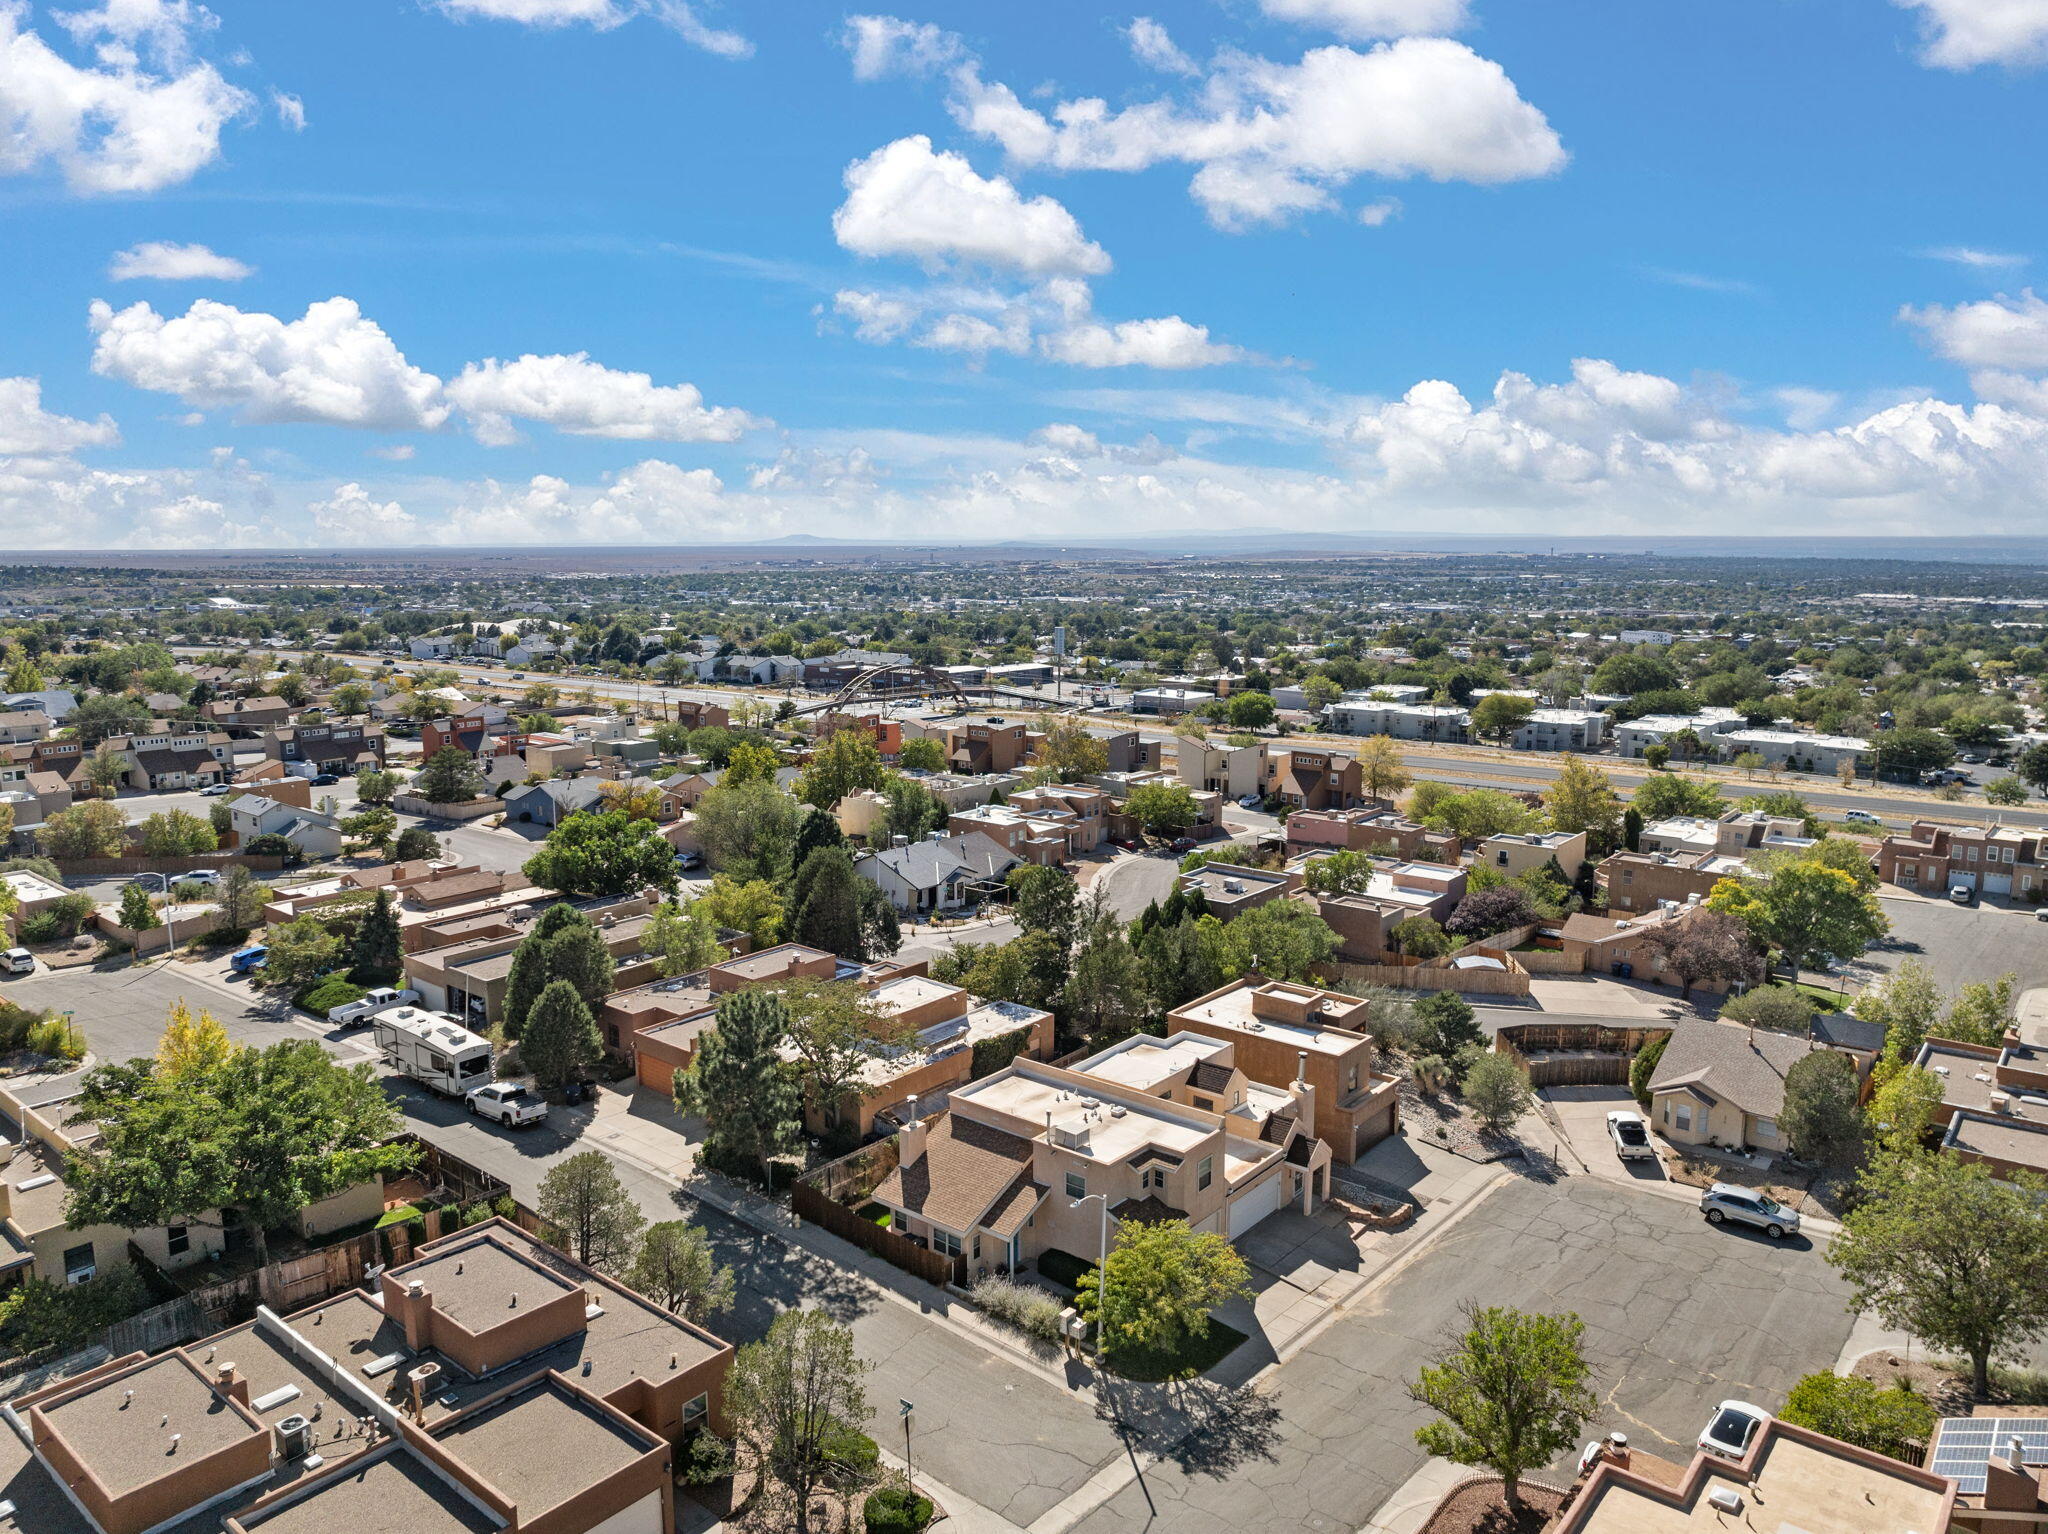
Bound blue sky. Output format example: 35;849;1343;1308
5;0;2048;546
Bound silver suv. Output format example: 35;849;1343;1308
1699;1183;1800;1239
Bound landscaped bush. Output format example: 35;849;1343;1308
17;912;58;944
0;1267;149;1353
24;1015;84;1061
295;972;368;1018
1720;984;1818;1033
972;1276;1064;1345
375;1203;423;1231
864;1486;935;1533
823;1426;879;1484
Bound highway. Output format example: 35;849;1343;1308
184;644;2044;833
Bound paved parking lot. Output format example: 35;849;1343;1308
1068;1172;1860;1534
1860;891;2048;995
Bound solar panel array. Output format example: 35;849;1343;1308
1927;1418;2048;1495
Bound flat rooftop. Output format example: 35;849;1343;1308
402;1236;583;1332
39;1354;261;1500
711;943;838;983
1075;1034;1228;1092
435;1385;653;1518
956;1068;1214;1163
236;1448;498;1534
1565;1431;1950;1534
1172;985;1370;1056
868;974;968;1017
1947;1110;2048;1172
192;1320;337;1425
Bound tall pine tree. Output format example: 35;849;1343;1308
790;846;864;959
522;979;603;1090
674;989;801;1184
352;889;401;981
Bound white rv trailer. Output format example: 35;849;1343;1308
372;1006;494;1097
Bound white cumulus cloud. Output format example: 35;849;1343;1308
1895;0;2048;68
0;0;253;193
88;296;452;430
108;240;252;281
834;136;1112;277
447;352;765;444
310;481;415;543
1902;290;2048;370
434;0;748;55
950;38;1565;230
1042;316;1245;370
842;14;961;80
0;375;119;455
1127;17;1199;75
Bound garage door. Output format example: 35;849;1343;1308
1986;871;2013;895
1229;1173;1284;1237
1353;1104;1397;1158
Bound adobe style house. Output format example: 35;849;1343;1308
1176;737;1262;799
1476;828;1586;877
2;1218;732;1534
1309;861;1466;962
949;801;1077;865
867;1049;1331;1283
668;697;729;730
1914;1032;2048;1183
1547;1411;1954;1533
1879;819;2046;898
1168;979;1403;1158
1286;804;1455;861
1178;861;1297;919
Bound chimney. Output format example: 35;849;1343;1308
389;1276;434;1350
1291;1047;1318;1126
407;1363;441;1424
1985;1437;2038;1512
1605;1431;1629;1471
899;1113;929;1166
216;1362;249;1407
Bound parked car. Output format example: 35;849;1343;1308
1605;1110;1655;1161
1238;794;1263;808
1950;882;1975;905
199;783;233;797
1169;836;1197;853
1699;1183;1800;1239
330;985;420;1027
1;949;33;976
1698;1401;1768;1461
228;945;268;975
177;869;221;886
674;851;704;871
1842;809;1880;826
308;772;341;786
128;871;168;891
466;1081;549;1127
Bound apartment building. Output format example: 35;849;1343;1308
1476;828;1587;877
1310;861;1466;961
668;697;730;730
2;1218;732;1534
262;721;385;775
1717;727;1870;775
1611;710;1745;760
201;696;293;734
1878;819;2045;897
1084;727;1161;775
868;1050;1329;1282
1168;979;1402;1158
1639;809;1813;860
1322;698;1472;743
1007;782;1113;853
104;724;232;791
1598;850;1736;912
1175;737;1262;799
1512;709;1609;752
1262;747;1368;811
223;793;343;860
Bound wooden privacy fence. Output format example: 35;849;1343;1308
793;1127;964;1290
1518;948;1585;974
1496;1021;1671;1089
1335;962;1531;997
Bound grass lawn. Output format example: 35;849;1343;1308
1103;1318;1250;1382
855;1201;892;1229
1762;978;1853;1011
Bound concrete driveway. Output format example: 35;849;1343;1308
1542;1083;1670;1186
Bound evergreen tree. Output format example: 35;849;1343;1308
791;846;864;958
502;904;598;1037
522;979;604;1090
351;889;401;980
674;989;802;1183
791;807;846;869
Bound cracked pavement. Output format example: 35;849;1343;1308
1062;1173;1858;1534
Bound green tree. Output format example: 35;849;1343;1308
1874;727;1956;781
789;845;866;958
394;825;441;861
1010;864;1080;948
1063;912;1150;1046
1778;1371;1935;1460
722;740;782;787
1077;1219;1253;1365
1986;776;2029;806
117;881;159;931
262;915;343;988
627;1221;736;1322
216;863;267;932
1217;899;1338;982
1125;782;1200;837
1628;1033;1668;1108
70;693;151;747
4;653;44;692
1709;861;1887;980
523;809;679;898
796;728;888;810
1543;754;1623;852
1035;715;1110;782
1779;1050;1863;1164
1631;774;1726;821
84;743;129;796
341;806;397;854
695;874;785;949
522;978;604;1090
1302;849;1375;897
1461;1051;1533;1133
1866;1062;1945;1155
1471;693;1535;745
65;1040;412;1267
353;767;398;805
1416;991;1484;1059
1408;1303;1599;1510
1855;959;1942;1062
42;799;128;859
1641;743;1671;772
695;777;805;881
1718;984;1817;1033
675;988;803;1183
1830;1149;2048;1398
1392;914;1455;959
2017;741;2048;795
536;1149;645;1273
414;745;486;804
139;808;217;857
779;978;908;1131
897;736;947;772
351;888;401;980
725;1310;874;1534
645;897;726;977
1226;691;1276;730
1356;734;1412;802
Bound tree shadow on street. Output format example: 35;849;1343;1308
1091;1372;1284;1480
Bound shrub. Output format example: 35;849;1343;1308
295;973;368;1018
823;1425;879;1484
1629;1033;1669;1109
973;1275;1065;1344
1779;1371;1934;1460
864;1486;936;1534
25;1015;84;1061
0;1267;150;1352
1720;985;1817;1034
17;912;58;943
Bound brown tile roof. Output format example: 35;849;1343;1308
1190;1060;1235;1095
871;1114;1034;1236
1259;1107;1298;1145
1649;1017;1827;1120
980;1178;1045;1240
1109;1195;1187;1223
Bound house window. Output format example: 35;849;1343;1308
167;1225;190;1258
1674;1104;1693;1132
62;1242;95;1284
1197;1155;1213;1192
1754;1118;1779;1143
1897;863;1916;883
1192;1095;1214;1111
1065;1171;1086;1200
1346;1064;1360;1094
683;1394;709;1426
972;1234;982;1259
932;1229;962;1259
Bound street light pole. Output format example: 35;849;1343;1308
1070;1192;1110;1358
898;1398;914;1491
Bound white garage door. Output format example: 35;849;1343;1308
1986;871;2013;895
1229;1173;1284;1237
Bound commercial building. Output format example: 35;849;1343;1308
1322;698;1471;743
1512;709;1609;752
1611;710;1745;760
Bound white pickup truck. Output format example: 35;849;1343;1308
329;986;420;1028
466;1081;549;1127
